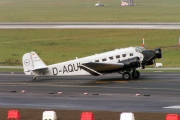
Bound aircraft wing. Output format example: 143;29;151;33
79;62;124;76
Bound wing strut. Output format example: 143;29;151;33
79;65;102;76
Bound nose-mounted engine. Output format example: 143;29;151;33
154;48;162;59
141;48;162;68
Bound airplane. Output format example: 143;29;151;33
22;46;162;80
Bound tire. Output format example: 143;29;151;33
122;72;131;80
132;70;140;79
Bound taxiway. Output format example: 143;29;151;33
0;22;180;29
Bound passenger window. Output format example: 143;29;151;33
122;54;126;57
109;56;114;60
102;58;106;62
116;55;120;59
95;60;99;62
130;53;133;56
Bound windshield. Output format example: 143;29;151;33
134;46;145;53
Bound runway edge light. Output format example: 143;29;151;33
21;90;25;93
84;92;88;95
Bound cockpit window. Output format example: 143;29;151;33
135;46;145;53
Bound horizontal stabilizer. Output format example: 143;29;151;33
32;66;48;71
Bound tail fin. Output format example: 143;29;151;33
22;51;47;75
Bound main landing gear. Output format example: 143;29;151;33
121;69;140;80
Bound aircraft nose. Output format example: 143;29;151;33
154;48;162;59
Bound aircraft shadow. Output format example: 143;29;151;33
26;75;145;84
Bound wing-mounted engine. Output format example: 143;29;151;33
141;48;162;68
118;57;141;70
118;57;141;80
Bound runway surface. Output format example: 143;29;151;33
1;72;180;112
0;22;180;29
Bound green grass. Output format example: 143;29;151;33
0;0;179;22
0;29;180;67
0;68;23;72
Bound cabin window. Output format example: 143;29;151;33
122;54;126;57
130;53;133;56
109;56;114;60
95;60;99;62
102;58;107;62
116;55;120;59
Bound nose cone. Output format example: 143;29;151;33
154;48;162;59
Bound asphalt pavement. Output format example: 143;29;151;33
0;72;180;112
0;22;180;29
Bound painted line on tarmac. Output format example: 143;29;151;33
163;105;180;109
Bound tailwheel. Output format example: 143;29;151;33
122;72;131;80
132;70;140;79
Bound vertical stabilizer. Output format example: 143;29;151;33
22;52;33;75
22;52;47;75
30;52;47;70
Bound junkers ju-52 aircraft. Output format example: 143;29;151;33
22;46;162;80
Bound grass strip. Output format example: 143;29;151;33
0;29;179;67
0;0;179;22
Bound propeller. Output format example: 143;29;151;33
154;48;162;59
154;48;163;67
141;48;162;69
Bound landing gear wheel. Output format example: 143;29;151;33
122;72;131;80
132;70;140;79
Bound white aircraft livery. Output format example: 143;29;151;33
22;46;162;80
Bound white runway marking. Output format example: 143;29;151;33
163;105;180;109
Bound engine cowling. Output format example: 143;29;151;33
119;57;141;70
154;48;162;59
141;48;162;67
